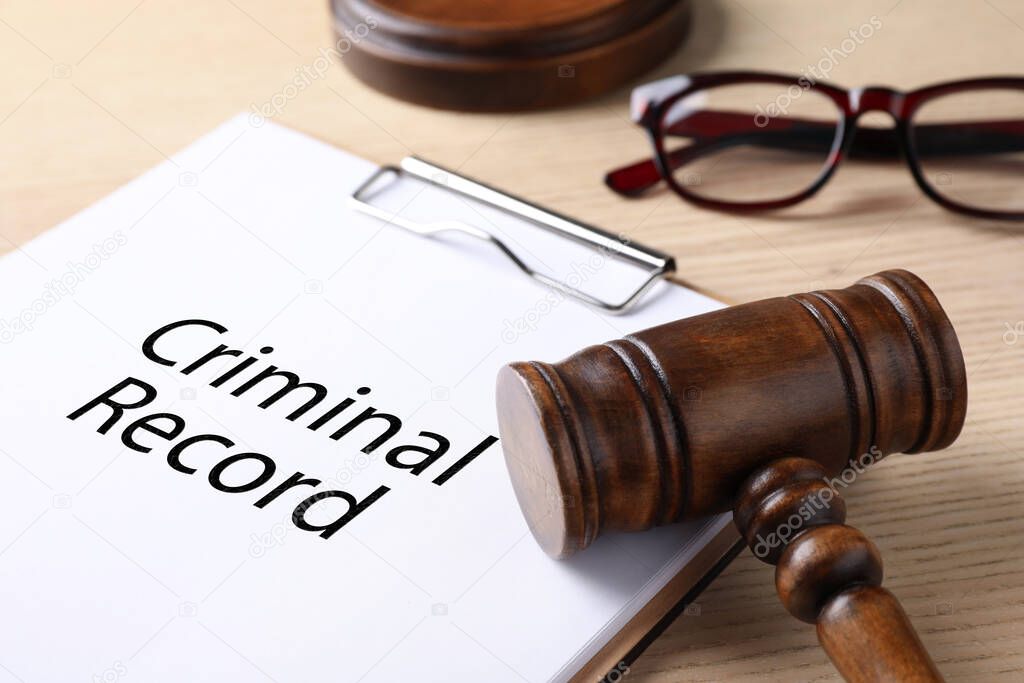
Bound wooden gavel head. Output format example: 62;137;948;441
495;270;967;559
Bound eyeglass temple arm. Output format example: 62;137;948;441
606;111;1024;196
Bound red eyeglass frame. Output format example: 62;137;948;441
606;71;1024;221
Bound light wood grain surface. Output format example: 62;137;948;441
2;1;1022;681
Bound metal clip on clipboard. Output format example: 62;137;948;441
348;157;675;314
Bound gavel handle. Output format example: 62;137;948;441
817;585;944;682
733;458;945;683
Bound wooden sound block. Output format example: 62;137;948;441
330;0;692;111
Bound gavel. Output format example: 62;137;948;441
495;270;966;683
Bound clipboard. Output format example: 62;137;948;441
347;156;744;681
0;115;742;683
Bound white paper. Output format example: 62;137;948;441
0;116;729;683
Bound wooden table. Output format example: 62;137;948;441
2;1;1021;680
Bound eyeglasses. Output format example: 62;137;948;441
606;72;1024;220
